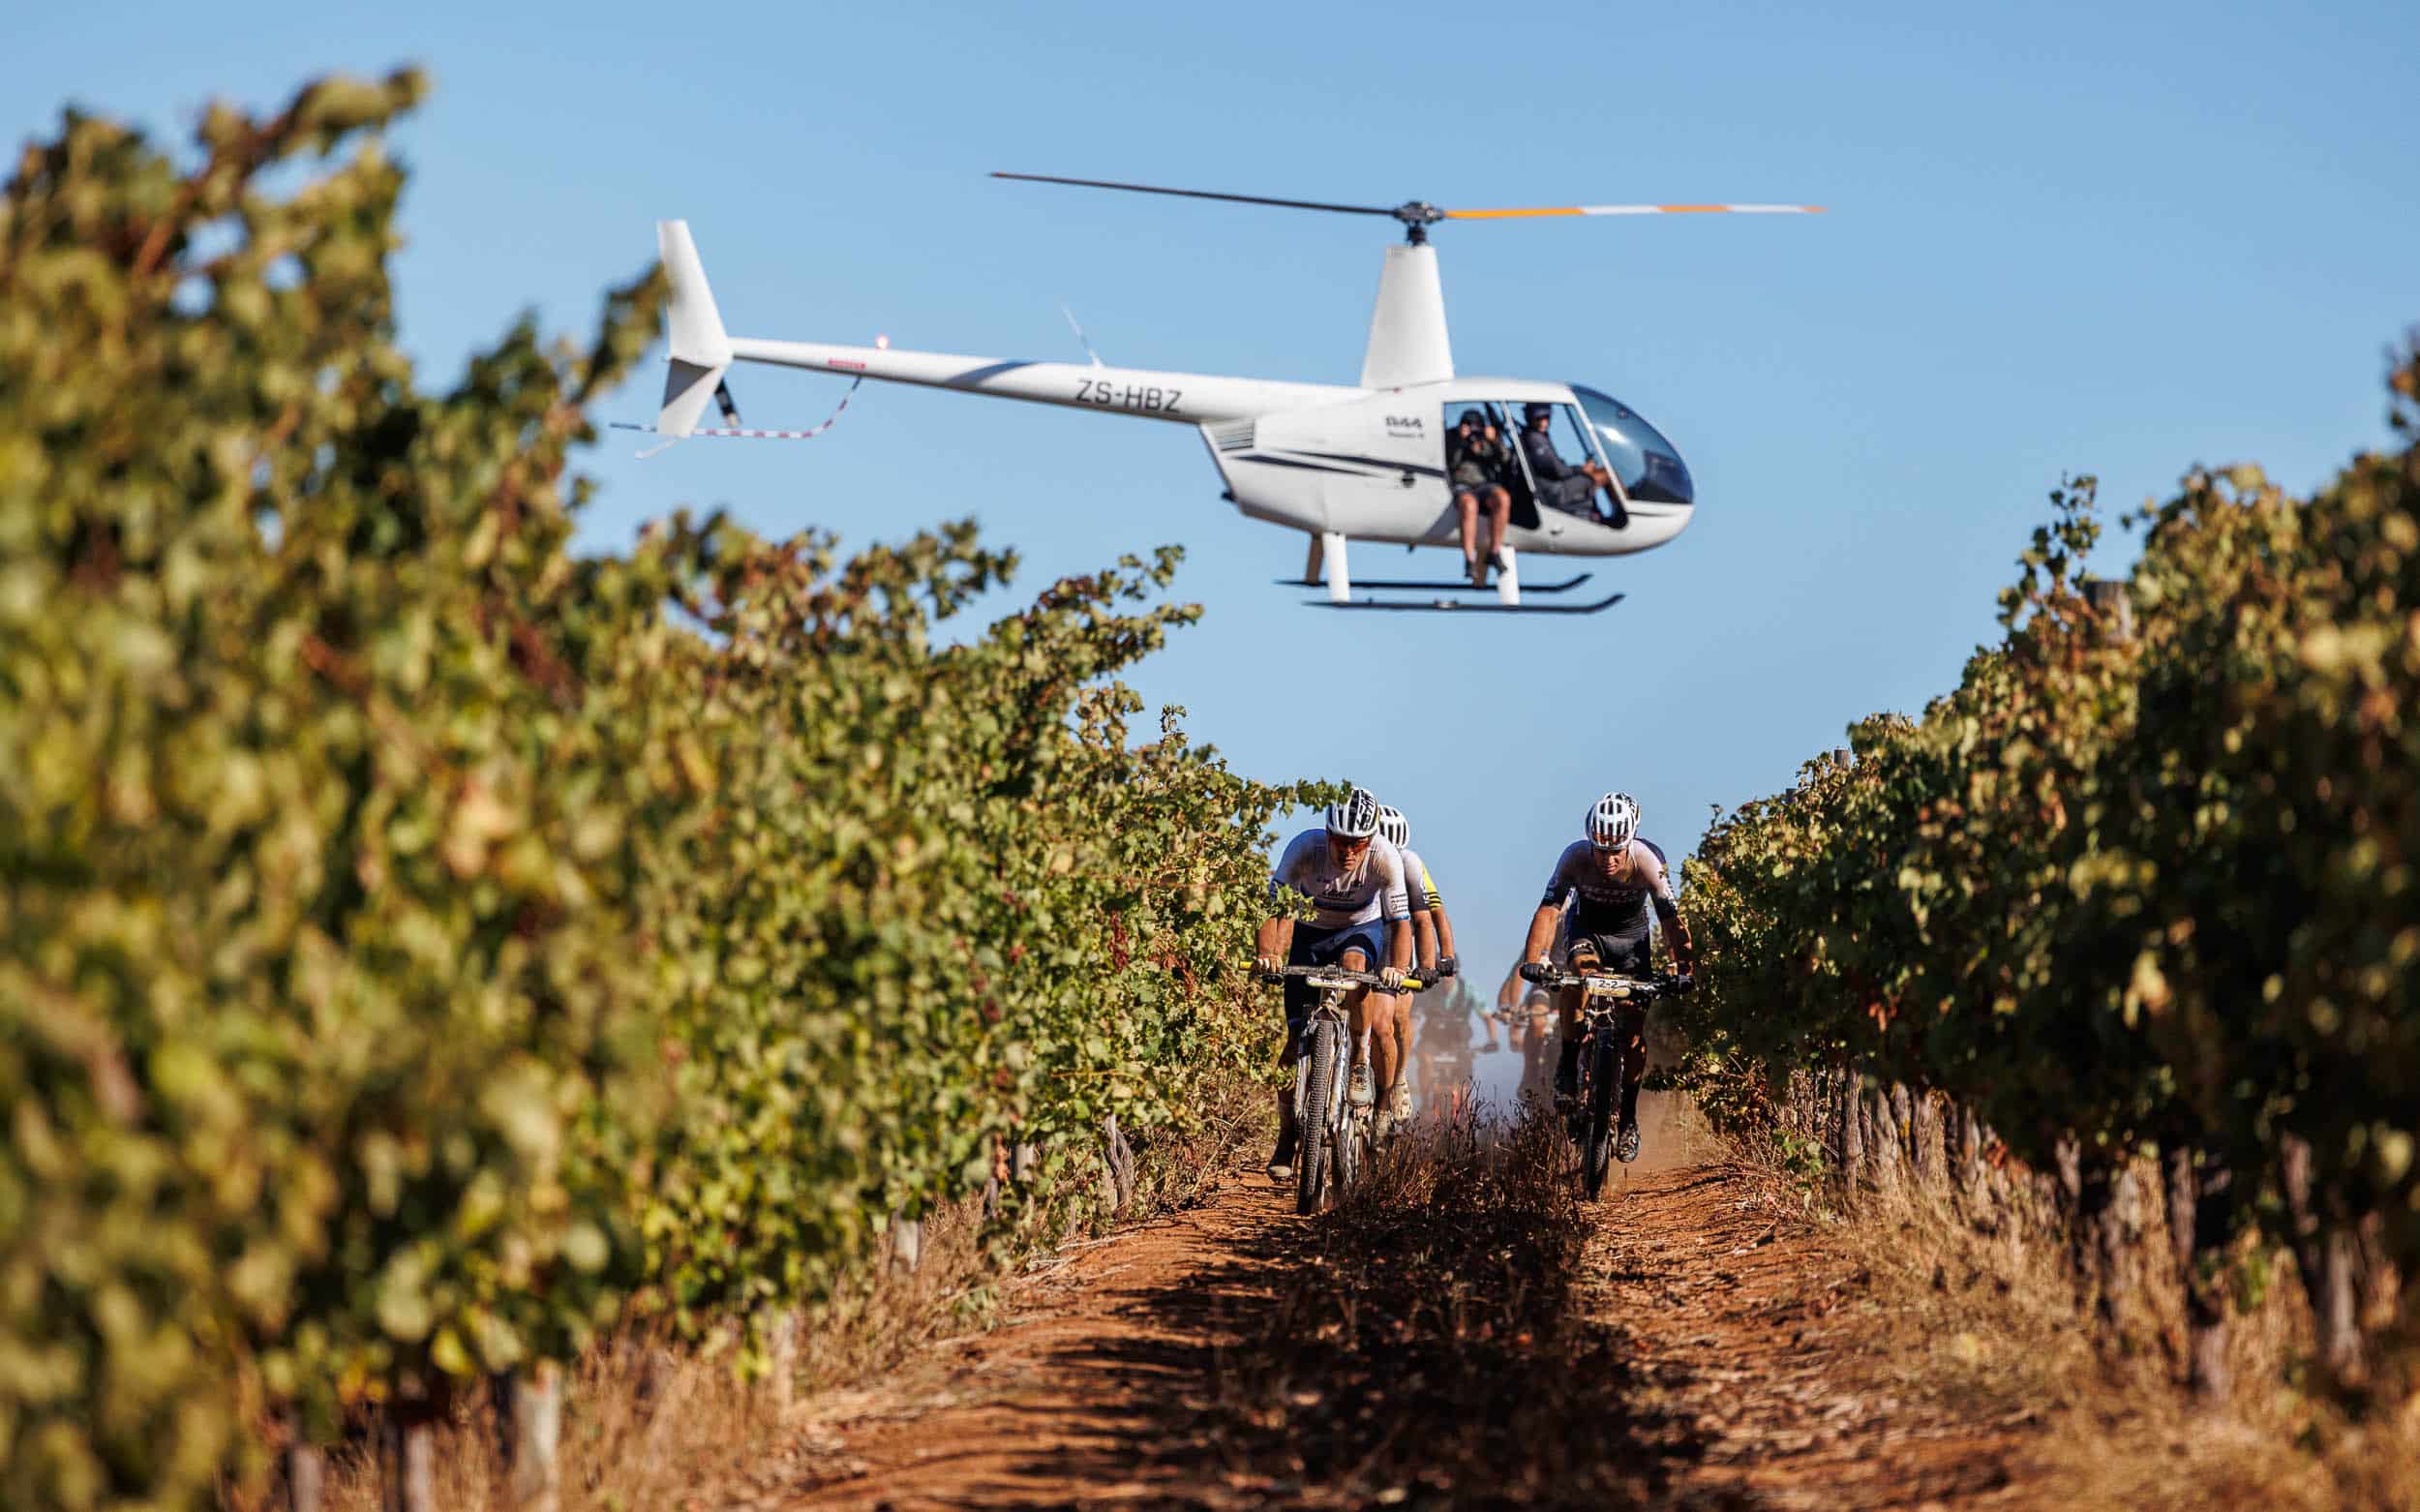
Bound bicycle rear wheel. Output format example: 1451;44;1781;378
1582;1034;1618;1198
1297;1018;1340;1216
1337;1107;1364;1197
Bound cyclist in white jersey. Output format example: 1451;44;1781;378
1373;804;1460;1133
1255;787;1414;1180
1519;792;1695;1163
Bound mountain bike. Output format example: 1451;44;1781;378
1259;964;1423;1216
1520;965;1682;1198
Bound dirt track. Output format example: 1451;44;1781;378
783;1101;2037;1510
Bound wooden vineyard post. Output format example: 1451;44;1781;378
497;1361;563;1512
768;1312;801;1422
283;1411;325;1512
381;1384;438;1512
888;1212;924;1274
2080;576;2136;640
1836;1072;1865;1199
1103;1115;1136;1214
2163;1137;2232;1398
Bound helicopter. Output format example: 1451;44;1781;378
642;173;1820;613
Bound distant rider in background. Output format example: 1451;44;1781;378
1519;792;1694;1164
1256;787;1414;1182
1374;803;1459;1134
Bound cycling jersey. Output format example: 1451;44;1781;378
1271;830;1413;929
1399;847;1442;914
1538;838;1675;935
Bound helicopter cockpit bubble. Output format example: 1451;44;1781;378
1572;386;1694;506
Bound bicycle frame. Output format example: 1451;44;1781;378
1528;967;1674;1195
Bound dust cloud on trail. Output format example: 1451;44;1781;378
1407;991;1695;1174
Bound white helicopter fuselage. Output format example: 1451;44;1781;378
653;224;1697;603
719;337;1680;559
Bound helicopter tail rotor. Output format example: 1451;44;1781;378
655;220;735;438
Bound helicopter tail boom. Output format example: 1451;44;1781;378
655;220;734;438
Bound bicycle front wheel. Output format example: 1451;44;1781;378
1297;1018;1341;1216
1583;1034;1618;1198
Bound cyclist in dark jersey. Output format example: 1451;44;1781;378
1518;792;1696;1162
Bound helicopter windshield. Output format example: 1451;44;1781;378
1572;386;1694;505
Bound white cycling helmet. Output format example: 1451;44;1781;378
1325;786;1381;840
1585;792;1640;850
1375;804;1409;849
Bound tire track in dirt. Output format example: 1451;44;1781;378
780;1108;2040;1510
1585;1144;2035;1508
787;1165;1301;1509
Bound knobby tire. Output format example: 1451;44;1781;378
1298;1018;1339;1216
1583;1034;1618;1198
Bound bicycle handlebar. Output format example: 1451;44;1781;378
1515;964;1686;997
1255;963;1432;991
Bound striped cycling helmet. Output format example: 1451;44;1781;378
1375;804;1409;849
1325;787;1382;840
1585;792;1640;850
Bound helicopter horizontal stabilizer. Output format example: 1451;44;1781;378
1271;573;1593;594
1308;590;1626;615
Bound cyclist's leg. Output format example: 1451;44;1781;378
1605;932;1652;1101
1337;946;1380;1081
1555;937;1601;1099
1386;989;1415;1121
1606;933;1654;1159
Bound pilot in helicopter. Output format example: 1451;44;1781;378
1520;402;1629;530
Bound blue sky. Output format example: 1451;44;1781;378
14;0;2415;997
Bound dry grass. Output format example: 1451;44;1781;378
1176;1103;1690;1507
251;1070;1271;1512
1735;1135;2420;1511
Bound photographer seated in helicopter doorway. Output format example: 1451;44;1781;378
1447;408;1515;588
1521;402;1629;530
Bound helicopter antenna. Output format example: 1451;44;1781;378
993;171;1820;244
1061;303;1105;368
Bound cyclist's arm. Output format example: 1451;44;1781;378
1521;901;1561;965
1652;895;1694;973
1255;914;1295;971
1385;916;1414;971
1411;908;1439;974
1417;860;1459;963
1640;846;1696;973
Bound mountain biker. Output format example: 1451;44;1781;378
1373;804;1460;1134
1518;792;1695;1164
1255;787;1415;1182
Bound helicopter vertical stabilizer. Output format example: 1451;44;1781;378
656;220;734;438
1358;243;1452;389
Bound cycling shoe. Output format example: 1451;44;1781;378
1616;1118;1642;1164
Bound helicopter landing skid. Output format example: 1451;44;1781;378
1309;590;1626;615
1271;572;1594;594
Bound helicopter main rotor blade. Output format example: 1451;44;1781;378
992;171;1400;219
1444;202;1825;219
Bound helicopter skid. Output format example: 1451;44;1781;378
1271;572;1594;594
1309;590;1626;616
